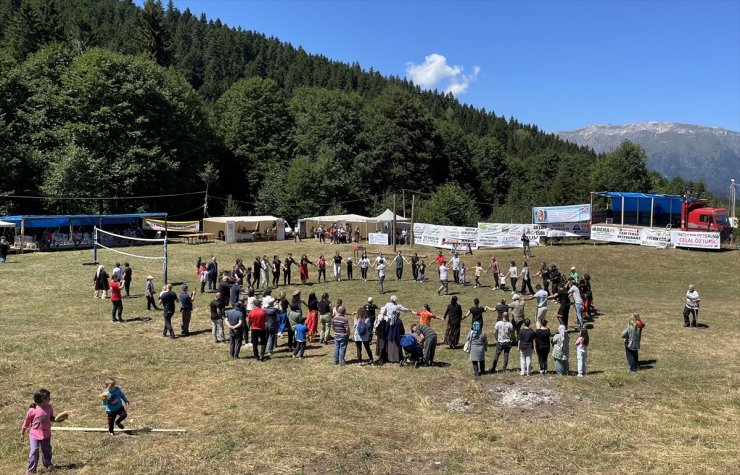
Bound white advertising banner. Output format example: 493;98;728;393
543;222;591;238
143;219;200;232
639;228;672;248
670;231;721;249
368;233;388;245
590;225;641;245
533;204;591;224
225;220;236;244
476;223;542;249
413;223;479;250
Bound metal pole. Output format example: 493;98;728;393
621;196;625;226
164;214;169;284
20;219;24;254
411;194;415;249
93;226;98;263
402;189;406;218
650;197;654;228
392;193;397;252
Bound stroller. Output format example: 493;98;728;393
400;334;424;368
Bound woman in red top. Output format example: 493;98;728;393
109;275;123;323
299;255;314;285
317;255;327;283
416;304;441;326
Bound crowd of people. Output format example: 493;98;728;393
84;248;686;378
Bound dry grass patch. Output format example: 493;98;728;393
0;240;738;473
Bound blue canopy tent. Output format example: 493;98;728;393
0;213;167;252
590;192;698;228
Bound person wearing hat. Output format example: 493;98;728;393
178;284;196;337
144;275;159;311
247;299;268;361
570;266;580;282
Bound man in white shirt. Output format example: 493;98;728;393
450;253;461;284
568;277;584;328
437;260;450;295
683;284;701;327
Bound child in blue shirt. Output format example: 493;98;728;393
100;378;129;434
293;323;308;358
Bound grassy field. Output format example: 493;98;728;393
1;239;739;474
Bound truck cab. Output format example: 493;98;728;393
685;205;732;239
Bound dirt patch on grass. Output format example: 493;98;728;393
432;376;573;421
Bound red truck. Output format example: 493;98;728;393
591;192;733;241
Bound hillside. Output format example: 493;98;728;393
556;122;740;194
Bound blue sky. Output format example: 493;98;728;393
151;0;740;133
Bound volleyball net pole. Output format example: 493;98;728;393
93;227;168;283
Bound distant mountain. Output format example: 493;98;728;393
555;122;740;194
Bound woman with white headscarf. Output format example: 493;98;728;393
94;265;109;299
551;324;570;375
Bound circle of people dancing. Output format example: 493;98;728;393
88;248;693;376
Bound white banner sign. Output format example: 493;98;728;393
368;233;388;245
670;231;721;249
143;219;200;233
543;222;591;238
225;221;236;244
413;223;479;250
533;204;591;224
476;223;542;249
590;225;641;245
639;228;672;248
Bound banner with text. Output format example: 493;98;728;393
590;224;641;245
476;223;542;249
143;219;200;233
533;204;591;224
368;233;388;245
413;223;479;250
670;231;721;249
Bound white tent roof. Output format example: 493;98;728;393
301;213;371;222
204;215;280;224
0;220;14;227
373;209;409;221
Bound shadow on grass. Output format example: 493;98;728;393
124;316;153;323
696;323;710;329
53;463;85;470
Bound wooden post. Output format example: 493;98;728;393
411;194;415;249
392;193;397;252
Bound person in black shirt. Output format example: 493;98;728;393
443;296;463;349
158;284;178;339
550;283;571;328
0;237;9;263
251;257;261;289
534;318;552;374
210;293;225;343
122;262;132;297
206;256;218;292
283;253;297;286
272;255;281;287
494;299;511;321
363;297;379;344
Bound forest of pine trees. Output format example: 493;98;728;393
0;0;709;225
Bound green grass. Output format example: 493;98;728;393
1;240;739;474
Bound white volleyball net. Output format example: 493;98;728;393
93;227;169;282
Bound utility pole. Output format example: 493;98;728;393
392;193;397;252
410;194;415;249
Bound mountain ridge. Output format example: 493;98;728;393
555;122;740;194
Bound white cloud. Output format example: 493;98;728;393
405;54;479;96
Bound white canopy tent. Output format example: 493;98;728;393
203;215;285;242
373;209;409;222
0;220;15;227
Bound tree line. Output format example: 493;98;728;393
0;0;712;225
